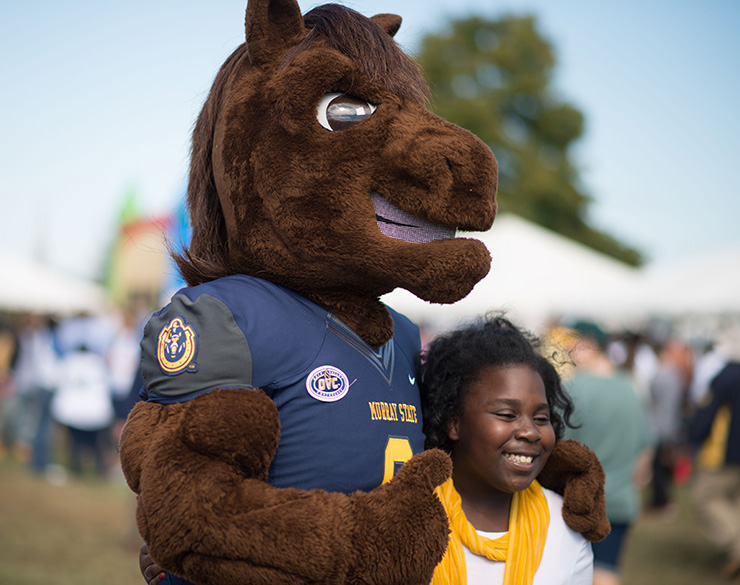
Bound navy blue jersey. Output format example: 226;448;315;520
140;275;425;494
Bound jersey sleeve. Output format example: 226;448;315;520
140;291;254;403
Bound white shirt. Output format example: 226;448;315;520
464;488;594;585
51;351;114;431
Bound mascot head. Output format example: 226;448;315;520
177;0;498;347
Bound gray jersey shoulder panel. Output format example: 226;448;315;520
140;293;253;398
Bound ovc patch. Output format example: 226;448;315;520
157;315;199;375
306;365;350;402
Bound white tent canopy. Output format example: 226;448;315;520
0;248;107;315
631;244;740;316
383;215;740;333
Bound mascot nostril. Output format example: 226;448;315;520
118;1;609;584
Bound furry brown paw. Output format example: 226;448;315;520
347;449;452;585
538;439;611;542
180;387;280;479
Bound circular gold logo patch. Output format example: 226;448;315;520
157;315;199;375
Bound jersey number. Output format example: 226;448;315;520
382;436;414;484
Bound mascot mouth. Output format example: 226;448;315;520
371;192;456;244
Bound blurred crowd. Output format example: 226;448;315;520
0;307;739;582
0;307;147;482
541;316;740;584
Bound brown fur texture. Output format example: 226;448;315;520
120;388;451;585
120;1;607;583
537;439;611;542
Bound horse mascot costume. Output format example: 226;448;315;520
119;1;610;584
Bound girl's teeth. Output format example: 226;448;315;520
505;454;533;464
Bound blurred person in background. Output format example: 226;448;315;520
107;308;144;439
689;337;732;408
561;320;655;585
687;357;740;579
0;315;19;460
646;336;693;516
607;330;659;404
55;310;117;357
51;342;114;478
9;313;60;473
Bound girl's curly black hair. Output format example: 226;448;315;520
418;314;576;453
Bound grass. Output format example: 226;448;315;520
0;458;730;585
621;485;728;585
0;459;142;585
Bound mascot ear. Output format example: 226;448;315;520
245;0;306;66
370;13;402;37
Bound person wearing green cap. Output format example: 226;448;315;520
561;320;655;585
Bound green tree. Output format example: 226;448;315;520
416;14;643;266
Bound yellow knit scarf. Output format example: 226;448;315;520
432;478;549;585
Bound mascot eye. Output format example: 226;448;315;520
316;92;378;131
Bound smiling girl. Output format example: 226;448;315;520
419;315;593;585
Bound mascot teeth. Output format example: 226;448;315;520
504;453;534;464
371;192;456;243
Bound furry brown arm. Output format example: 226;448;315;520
537;439;611;542
120;388;451;585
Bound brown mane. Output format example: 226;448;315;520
175;4;430;287
287;4;428;104
174;45;248;286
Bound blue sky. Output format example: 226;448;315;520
1;0;738;279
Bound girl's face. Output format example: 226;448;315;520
448;364;556;495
